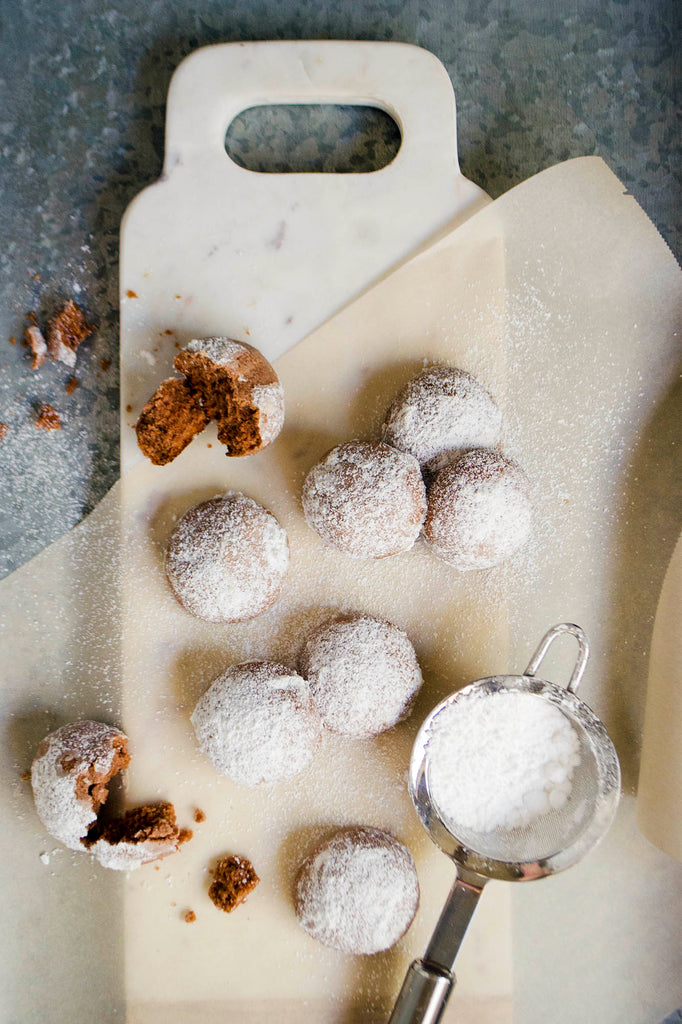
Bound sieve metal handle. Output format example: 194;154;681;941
387;961;453;1024
388;872;485;1024
524;622;590;693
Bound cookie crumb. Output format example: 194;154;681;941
9;336;16;345
184;910;196;924
47;300;95;368
0;423;8;442
208;855;259;913
25;324;47;369
20;770;30;781
126;290;138;299
65;377;79;395
193;808;206;824
36;404;61;430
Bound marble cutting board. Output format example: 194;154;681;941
119;39;489;466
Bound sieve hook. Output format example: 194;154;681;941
524;622;589;693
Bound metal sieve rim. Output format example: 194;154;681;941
409;673;621;882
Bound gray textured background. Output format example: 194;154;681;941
0;0;679;576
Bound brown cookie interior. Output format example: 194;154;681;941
84;800;192;851
67;733;130;813
135;377;209;466
174;349;264;456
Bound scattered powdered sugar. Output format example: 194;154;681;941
191;661;322;786
30;721;123;851
424;448;532;570
294;826;419;955
382;365;503;472
184;337;248;366
165;493;289;623
251;381;286;446
299;614;422;738
427;689;581;833
302;440;427;559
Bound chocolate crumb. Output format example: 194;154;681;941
65;377;79;395
36;404;61;430
184;910;196;924
193;809;206;824
208;855;259;913
47;300;95;367
100;358;111;372
164;329;174;335
0;423;9;442
126;404;133;413
25;324;47;369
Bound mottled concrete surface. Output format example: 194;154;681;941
0;0;679;575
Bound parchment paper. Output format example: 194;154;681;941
1;157;681;1024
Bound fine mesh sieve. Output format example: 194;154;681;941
389;623;621;1024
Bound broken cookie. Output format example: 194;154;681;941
135;337;285;466
30;720;191;871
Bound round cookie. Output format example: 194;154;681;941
295;826;420;955
299;614;422;738
302;440;427;559
383;365;503;473
31;721;130;851
165;493;289;623
423;448;532;570
191;661;322;786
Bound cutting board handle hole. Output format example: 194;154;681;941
224;104;401;173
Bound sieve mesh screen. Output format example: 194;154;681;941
427;709;600;864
